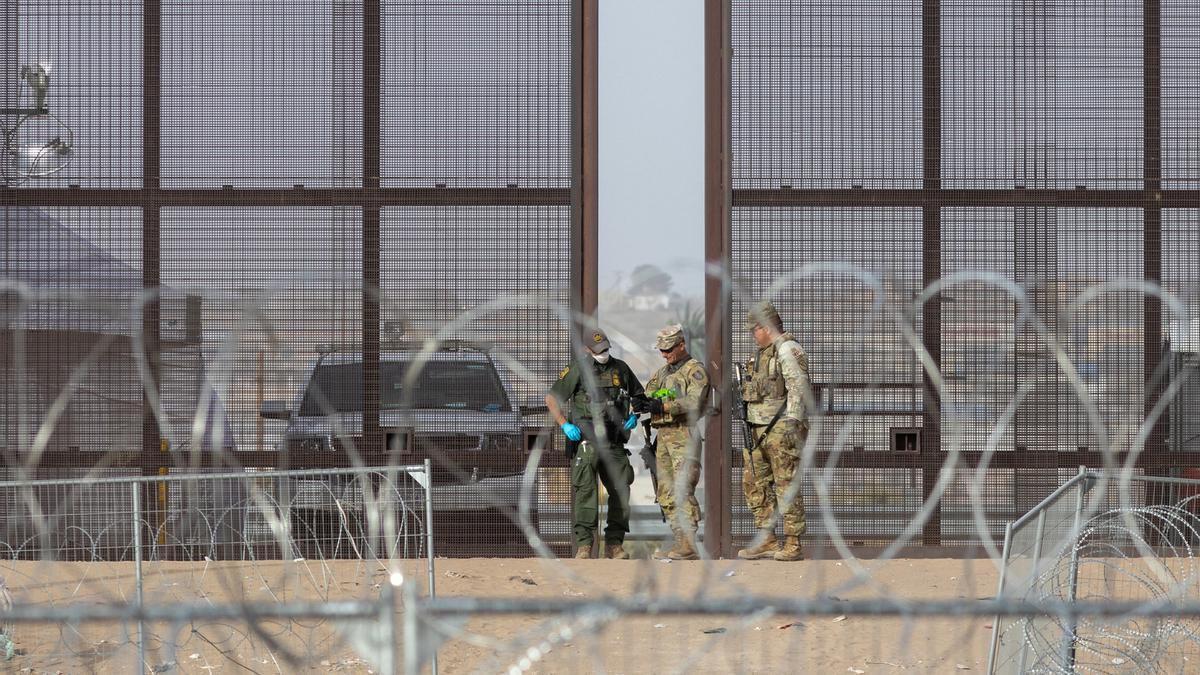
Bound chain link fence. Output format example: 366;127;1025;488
0;464;433;672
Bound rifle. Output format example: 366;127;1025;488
638;417;665;522
732;365;756;449
729;365;787;480
732;364;758;482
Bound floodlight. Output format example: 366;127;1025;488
1;61;74;184
15;132;72;177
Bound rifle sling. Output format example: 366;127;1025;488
748;404;787;454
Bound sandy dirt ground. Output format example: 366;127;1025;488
0;556;1003;674
433;556;1002;674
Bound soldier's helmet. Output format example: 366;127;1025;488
584;328;611;353
654;323;685;351
744;300;783;330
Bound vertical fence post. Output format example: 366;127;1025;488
378;579;397;675
1016;508;1047;674
132;483;147;673
403;577;419;675
1062;467;1088;668
919;0;944;548
703;0;734;558
424;458;437;675
986;521;1013;674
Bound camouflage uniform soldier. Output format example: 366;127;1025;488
738;301;812;561
545;328;644;560
644;324;709;560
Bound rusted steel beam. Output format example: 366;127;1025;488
0;187;571;207
704;0;733;559
732;188;1188;208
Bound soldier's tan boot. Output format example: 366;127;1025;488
653;538;674;560
607;544;630;560
737;533;779;560
574;541;593;559
668;532;699;561
773;536;804;561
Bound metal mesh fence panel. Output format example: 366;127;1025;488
941;0;1144;190
3;207;146;457
1;0;580;562
730;0;922;190
161;0;346;188
727;0;1190;551
941;207;1146;457
990;475;1085;673
728;206;924;545
159;206;363;453
1165;210;1200;458
381;204;573;555
1160;0;1199;190
382;1;572;189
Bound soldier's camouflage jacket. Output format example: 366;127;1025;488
645;357;709;428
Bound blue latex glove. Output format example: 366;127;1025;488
623;414;638;431
561;422;582;441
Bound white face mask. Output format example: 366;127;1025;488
591;350;611;364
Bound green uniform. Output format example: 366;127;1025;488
740;332;812;537
549;357;644;547
646;357;709;536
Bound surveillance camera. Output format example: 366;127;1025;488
19;62;52;112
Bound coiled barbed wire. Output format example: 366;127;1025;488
1;270;1199;672
1014;504;1200;673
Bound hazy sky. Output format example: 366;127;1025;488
598;0;704;297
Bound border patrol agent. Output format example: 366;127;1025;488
644;324;710;560
545;328;644;559
738;300;812;562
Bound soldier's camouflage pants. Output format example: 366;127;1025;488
742;420;807;537
655;425;701;534
572;440;634;547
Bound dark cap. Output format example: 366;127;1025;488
585;328;611;353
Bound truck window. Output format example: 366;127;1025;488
298;360;511;415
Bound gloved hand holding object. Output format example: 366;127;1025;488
650;387;677;400
623;414;638;431
632;388;677;416
561;422;582;441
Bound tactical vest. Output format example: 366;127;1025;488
742;342;790;424
571;363;631;426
